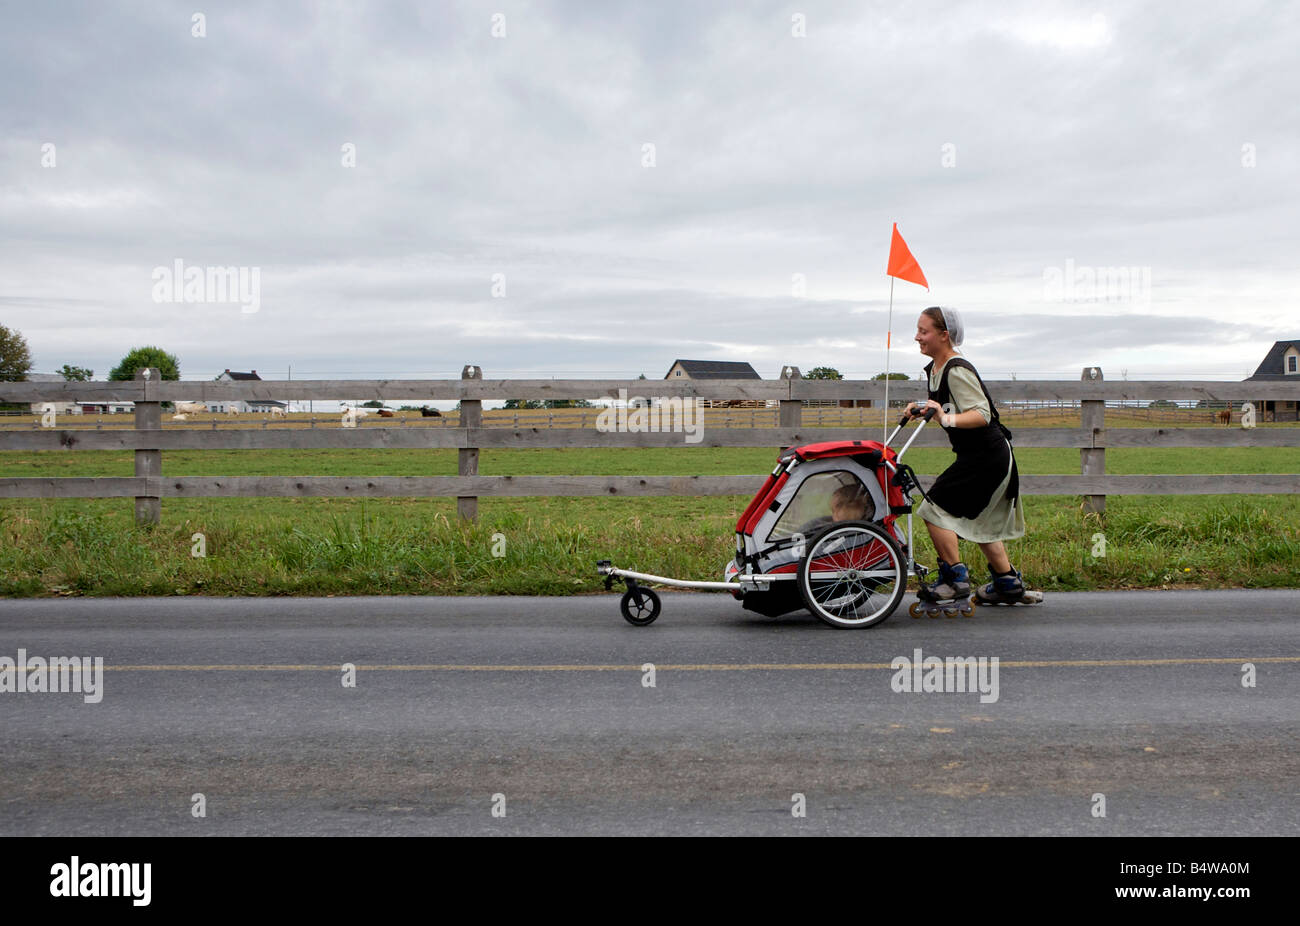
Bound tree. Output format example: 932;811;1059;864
59;364;94;381
805;367;843;380
0;324;33;382
108;346;180;381
503;399;544;409
361;400;386;408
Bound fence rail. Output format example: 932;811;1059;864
2;367;1297;522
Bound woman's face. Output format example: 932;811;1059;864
915;314;949;357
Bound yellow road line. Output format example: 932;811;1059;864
100;656;1300;672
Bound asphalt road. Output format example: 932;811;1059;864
1;590;1297;835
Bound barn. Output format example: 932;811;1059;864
664;359;769;408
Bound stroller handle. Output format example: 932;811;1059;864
886;406;937;448
897;406;937;428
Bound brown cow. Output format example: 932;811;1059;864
1216;408;1231;425
377;409;395;417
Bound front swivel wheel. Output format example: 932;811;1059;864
620;587;661;626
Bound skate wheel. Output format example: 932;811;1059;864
942;607;959;618
959;602;975;617
908;601;923;618
972;595;989;607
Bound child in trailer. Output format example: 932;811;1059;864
903;306;1039;611
831;483;873;523
792;481;875;537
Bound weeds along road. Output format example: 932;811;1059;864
1;590;1296;836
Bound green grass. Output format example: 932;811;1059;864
2;446;1299;478
1;446;1297;597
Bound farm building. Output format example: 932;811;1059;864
25;373;82;415
24;373;134;415
79;401;134;414
209;369;287;414
664;359;762;381
1244;340;1300;422
664;359;769;408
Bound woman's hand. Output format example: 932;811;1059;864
906;400;944;419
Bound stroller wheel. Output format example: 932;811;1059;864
620;587;661;626
797;519;906;629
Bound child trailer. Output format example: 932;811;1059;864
597;410;950;628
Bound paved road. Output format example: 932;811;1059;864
1;590;1296;835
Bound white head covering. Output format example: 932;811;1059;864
935;305;964;348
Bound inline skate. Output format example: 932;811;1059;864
972;566;1044;607
909;559;975;618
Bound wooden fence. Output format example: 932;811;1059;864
2;366;1297;523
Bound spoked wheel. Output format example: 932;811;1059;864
619;587;661;626
797;520;906;628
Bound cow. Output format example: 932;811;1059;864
377;409;395;417
171;413;188;421
420;406;442;417
1216;408;1231;425
175;401;207;415
270;407;286;418
340;405;371;426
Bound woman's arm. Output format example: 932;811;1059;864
916;368;992;429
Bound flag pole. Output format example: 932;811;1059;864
883;275;894;443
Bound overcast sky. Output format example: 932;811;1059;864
2;0;1297;389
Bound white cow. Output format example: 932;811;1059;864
171;413;188;421
340;405;371;427
226;405;239;414
270;407;286;418
175;401;207;415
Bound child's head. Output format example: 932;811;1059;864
830;483;872;522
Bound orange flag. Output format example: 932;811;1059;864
886;223;929;290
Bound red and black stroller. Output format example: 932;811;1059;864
597;410;954;628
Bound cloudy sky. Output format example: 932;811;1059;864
2;0;1296;390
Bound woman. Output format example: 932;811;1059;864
903;306;1031;606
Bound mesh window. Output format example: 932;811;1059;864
767;471;876;541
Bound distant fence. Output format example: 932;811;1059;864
2;366;1297;523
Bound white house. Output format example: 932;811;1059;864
208;369;287;414
1244;340;1300;422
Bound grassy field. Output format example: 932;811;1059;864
1;445;1297;598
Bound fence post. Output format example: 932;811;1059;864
1080;367;1105;513
134;367;161;525
458;364;482;521
779;365;802;450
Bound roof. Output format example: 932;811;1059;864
666;359;762;380
220;369;263;381
1244;340;1300;380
